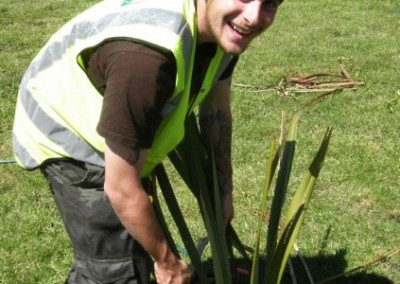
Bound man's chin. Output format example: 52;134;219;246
219;43;248;55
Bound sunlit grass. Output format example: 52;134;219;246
0;0;399;283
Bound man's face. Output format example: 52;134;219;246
199;0;280;55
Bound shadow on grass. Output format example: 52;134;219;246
281;249;395;284
192;250;395;284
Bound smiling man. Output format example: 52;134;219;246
12;0;282;283
198;0;278;54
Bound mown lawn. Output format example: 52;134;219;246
1;0;399;283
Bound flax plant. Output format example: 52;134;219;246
154;114;332;284
155;113;240;283
254;115;332;284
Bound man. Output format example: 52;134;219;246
12;0;281;282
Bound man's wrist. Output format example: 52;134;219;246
154;242;179;268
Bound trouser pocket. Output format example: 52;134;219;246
41;159;150;283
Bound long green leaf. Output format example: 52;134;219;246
285;127;333;225
149;175;180;258
271;204;305;284
270;127;333;284
196;119;232;283
226;224;250;260
250;139;277;284
196;168;231;284
155;164;209;284
168;150;193;192
265;116;298;282
169;114;232;283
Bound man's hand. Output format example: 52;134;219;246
154;258;191;284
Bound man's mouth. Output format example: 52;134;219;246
229;22;252;36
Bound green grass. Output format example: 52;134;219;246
1;0;399;283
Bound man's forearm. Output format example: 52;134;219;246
199;108;233;195
104;143;177;264
199;78;235;224
104;142;191;283
106;183;174;262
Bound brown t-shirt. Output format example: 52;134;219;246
86;40;237;149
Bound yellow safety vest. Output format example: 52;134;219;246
12;0;232;176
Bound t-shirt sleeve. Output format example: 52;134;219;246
86;41;176;149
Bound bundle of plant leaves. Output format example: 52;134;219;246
152;113;332;284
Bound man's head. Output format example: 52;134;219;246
197;0;282;55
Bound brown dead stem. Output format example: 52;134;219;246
316;247;400;284
233;65;365;106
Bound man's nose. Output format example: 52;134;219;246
242;1;262;27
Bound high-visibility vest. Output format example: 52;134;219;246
12;0;232;177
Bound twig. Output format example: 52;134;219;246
288;258;298;284
245;89;275;93
288;73;341;81
233;65;364;105
339;64;352;81
299;81;364;88
304;89;343;106
0;160;17;164
279;111;286;146
288;88;340;94
294;244;315;284
233;83;260;89
316;247;400;284
232;82;275;91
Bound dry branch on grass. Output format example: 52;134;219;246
234;65;365;106
316;246;400;284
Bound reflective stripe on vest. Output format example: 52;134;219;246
13;0;194;169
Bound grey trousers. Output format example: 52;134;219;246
41;159;151;284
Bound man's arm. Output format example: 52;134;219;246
199;77;234;225
104;141;190;283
